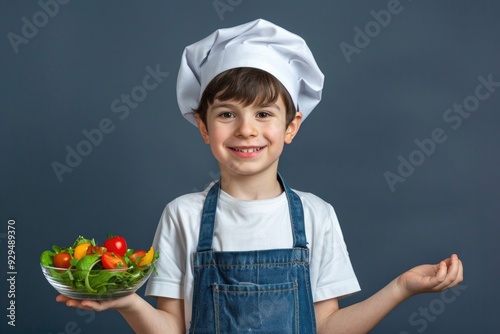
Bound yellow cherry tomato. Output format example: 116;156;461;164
139;246;154;266
74;243;91;260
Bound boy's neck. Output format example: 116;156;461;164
219;170;283;200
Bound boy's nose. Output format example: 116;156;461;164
235;117;257;138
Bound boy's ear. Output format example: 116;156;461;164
285;111;302;144
195;114;210;144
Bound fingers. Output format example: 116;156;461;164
435;254;464;291
449;254;464;287
80;300;106;311
435;260;448;282
446;254;463;284
56;295;69;303
55;294;105;311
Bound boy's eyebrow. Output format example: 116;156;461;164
258;103;281;110
210;101;281;110
210;102;236;110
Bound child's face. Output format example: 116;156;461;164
196;96;302;178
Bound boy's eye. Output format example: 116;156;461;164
219;112;234;118
256;112;271;118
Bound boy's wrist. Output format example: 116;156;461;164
113;293;142;312
392;276;414;302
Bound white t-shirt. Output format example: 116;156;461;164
145;183;360;328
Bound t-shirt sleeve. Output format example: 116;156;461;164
145;203;186;299
306;196;361;302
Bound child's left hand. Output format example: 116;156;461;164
396;254;463;297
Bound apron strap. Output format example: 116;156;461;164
280;175;308;249
196;174;308;252
197;180;220;252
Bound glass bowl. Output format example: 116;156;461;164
41;263;154;300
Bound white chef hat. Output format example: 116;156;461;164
177;18;324;126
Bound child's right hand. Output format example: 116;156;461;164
56;293;137;312
395;253;464;298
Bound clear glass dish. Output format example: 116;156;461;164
41;263;154;300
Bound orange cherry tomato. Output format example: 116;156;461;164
74;243;91;260
139;246;154;266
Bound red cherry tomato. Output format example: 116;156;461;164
101;252;126;269
53;252;72;268
129;250;147;265
103;236;127;257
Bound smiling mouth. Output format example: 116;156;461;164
230;147;264;153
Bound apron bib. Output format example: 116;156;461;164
189;175;317;333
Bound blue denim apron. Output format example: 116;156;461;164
189;175;317;333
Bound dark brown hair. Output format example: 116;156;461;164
194;67;297;127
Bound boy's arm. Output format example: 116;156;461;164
314;280;405;334
314;254;463;334
57;294;185;334
118;295;185;334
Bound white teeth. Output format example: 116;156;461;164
234;147;261;153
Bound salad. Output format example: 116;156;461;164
40;235;158;296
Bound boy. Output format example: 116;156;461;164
58;19;463;333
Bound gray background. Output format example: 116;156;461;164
1;0;499;333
